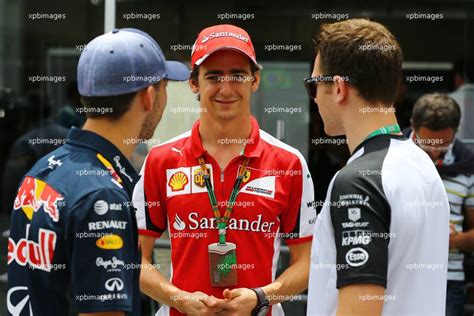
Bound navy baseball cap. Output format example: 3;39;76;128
78;28;189;97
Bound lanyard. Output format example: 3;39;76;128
364;124;401;141
197;156;250;244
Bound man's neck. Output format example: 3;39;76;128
343;107;400;154
82;119;138;159
199;115;252;168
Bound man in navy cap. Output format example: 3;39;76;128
7;28;189;316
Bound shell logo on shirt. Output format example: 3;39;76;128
168;171;189;192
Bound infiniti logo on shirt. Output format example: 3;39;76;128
105;278;124;291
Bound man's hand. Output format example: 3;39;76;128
174;291;224;316
215;288;258;316
449;223;460;249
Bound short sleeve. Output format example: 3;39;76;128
330;173;391;289
67;188;137;313
133;152;167;238
280;154;316;245
466;175;474;208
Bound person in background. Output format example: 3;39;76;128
406;93;474;316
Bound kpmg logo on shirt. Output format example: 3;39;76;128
342;230;372;246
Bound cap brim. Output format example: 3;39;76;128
165;61;190;81
194;46;261;69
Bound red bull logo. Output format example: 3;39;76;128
14;176;63;222
8;226;57;272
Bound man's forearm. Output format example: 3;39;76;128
261;256;309;305
453;229;474;251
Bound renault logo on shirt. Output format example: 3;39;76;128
88;220;127;231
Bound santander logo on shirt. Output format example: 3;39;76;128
171;212;276;233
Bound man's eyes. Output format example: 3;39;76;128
205;75;221;81
205;74;248;82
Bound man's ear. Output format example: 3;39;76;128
251;70;261;92
334;75;349;104
139;85;156;113
189;77;199;94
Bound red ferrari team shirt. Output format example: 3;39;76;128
133;116;316;316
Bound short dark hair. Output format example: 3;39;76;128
314;18;403;106
80;82;161;120
411;93;461;131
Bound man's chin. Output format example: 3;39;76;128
138;130;154;141
215;111;240;121
324;126;344;137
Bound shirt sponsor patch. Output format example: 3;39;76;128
88;220;128;231
348;208;361;222
8;225;57;272
240;176;276;198
191;164;213;193
94;200;122;215
14;176;63;222
342;230;372;246
96;256;125;272
96;234;123;250
166;168;191;196
167;165;214;197
338;194;370;207
345;247;369;267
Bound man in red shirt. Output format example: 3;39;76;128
133;24;316;315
